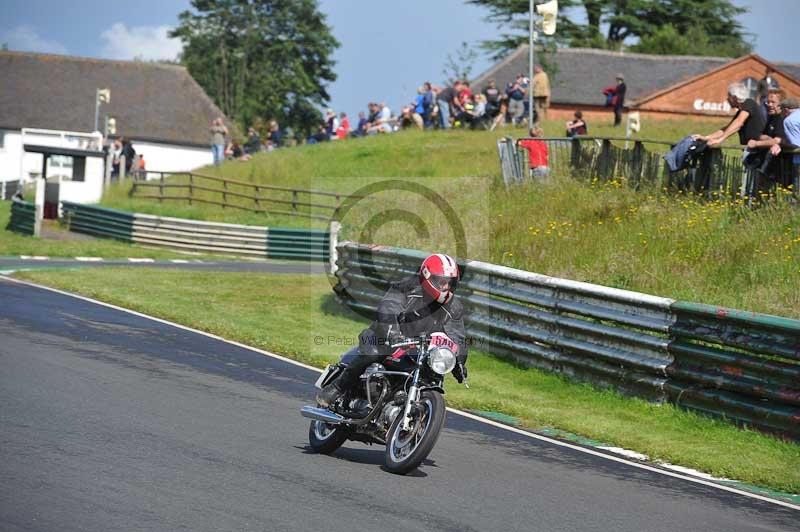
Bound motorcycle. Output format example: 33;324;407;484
300;332;465;475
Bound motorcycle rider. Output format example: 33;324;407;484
317;253;468;411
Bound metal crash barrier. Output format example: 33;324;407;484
60;201;329;261
334;242;800;440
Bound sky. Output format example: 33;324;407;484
3;0;799;121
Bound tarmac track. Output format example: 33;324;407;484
0;277;796;532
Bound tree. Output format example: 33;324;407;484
442;41;480;84
170;0;339;136
468;0;751;58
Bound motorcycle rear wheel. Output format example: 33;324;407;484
308;420;348;454
384;390;446;475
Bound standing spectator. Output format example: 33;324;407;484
780;98;800;191
354;111;368;137
506;75;526;126
483;79;501;118
120;137;135;176
422;82;436;128
695;82;765;148
532;65;551;122
436;82;461;129
745;89;786;183
518;127;550;178
209;117;228;166
325;109;339;139
136;153;146;179
757;67;780;122
110;138;122;178
566;110;588;137
612;73;626;127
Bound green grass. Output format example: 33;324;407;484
13;267;799;493
100;118;800;318
0;201;219;259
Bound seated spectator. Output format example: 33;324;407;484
566;110;588;137
353;111;369;137
244;127;262;154
268;120;282;148
518;127;550;178
368;102;393;134
336;112;350;139
226;141;249;161
307;123;329;144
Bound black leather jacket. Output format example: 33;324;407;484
370;275;468;364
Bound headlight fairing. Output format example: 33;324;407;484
427;347;457;375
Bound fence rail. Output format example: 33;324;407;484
500;136;799;202
333;242;800;440
7;196;36;235
130;171;355;221
61;201;329;261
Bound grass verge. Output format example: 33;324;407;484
12;267;800;493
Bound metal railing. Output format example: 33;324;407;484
130;171;355;221
501;136;800;201
7;196;36;236
333;242;800;439
61;201;329;261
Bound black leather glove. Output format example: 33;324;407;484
452;362;468;383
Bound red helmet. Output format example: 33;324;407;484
419;254;460;303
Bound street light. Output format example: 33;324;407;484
94;88;110;133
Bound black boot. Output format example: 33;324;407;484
316;379;345;408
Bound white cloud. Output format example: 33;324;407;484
1;25;68;54
100;23;182;61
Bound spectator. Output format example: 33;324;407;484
506;75;526;126
368;102;393;134
483;79;501;119
110;138;122;178
518;127;550;178
612;73;626;127
307;123;329;144
566;110;588;137
268;120;282;148
209;117;228;166
136;153;146;179
757;67;780;121
325;109;339;139
436;81;461;129
695;82;766;148
354;111;369;137
244;127;261;154
422;82;436;128
414;87;427;128
120;137;136;176
745;89;786;183
336;112;350;139
532;65;551;122
780;98;800;191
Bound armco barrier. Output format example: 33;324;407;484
7;197;36;236
61;202;328;261
334;242;800;439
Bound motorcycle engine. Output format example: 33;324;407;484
378;403;402;429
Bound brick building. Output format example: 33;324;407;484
471;47;800;123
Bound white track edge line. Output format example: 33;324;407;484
3;275;798;511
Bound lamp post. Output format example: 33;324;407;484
529;0;535;129
94;88;110;132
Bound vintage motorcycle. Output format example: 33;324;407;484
300;332;465;475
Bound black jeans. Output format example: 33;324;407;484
336;328;387;388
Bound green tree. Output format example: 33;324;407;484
170;0;339;136
468;0;751;58
442;41;480;84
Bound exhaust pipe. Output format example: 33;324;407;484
301;406;345;425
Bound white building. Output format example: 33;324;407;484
0;50;233;202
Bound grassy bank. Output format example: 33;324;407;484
13;267;799;493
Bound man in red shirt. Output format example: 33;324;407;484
518;127;550;178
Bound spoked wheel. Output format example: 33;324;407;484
384;390;446;475
308;420;348;454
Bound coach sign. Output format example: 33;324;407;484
693;98;732;113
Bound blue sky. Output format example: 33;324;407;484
3;0;798;121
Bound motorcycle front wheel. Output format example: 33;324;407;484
308;420;348;454
384;390;446;475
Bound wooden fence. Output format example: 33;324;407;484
130;171;356;221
